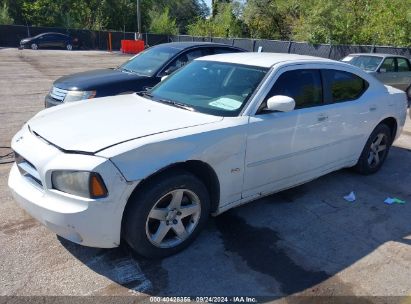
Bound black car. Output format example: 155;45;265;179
45;42;245;107
20;32;73;51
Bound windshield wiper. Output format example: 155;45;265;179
119;67;133;73
156;98;195;112
137;91;154;99
119;67;145;76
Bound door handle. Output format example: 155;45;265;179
369;106;377;111
317;114;328;122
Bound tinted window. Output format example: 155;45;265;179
397;58;411;72
212;47;241;55
380;58;396;72
322;69;368;103
119;45;180;76
265;69;322;109
163;49;206;75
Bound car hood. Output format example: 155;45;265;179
54;69;145;91
28;94;223;154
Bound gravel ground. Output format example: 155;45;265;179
0;48;411;303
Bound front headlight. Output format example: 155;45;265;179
64;90;96;102
51;170;108;199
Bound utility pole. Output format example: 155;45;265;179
136;0;141;39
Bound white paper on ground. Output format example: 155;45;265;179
344;191;356;202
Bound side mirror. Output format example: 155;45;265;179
379;68;386;73
266;95;295;112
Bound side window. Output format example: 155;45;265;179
164;49;205;75
212;47;241;55
380;58;396;72
322;69;368;103
397;58;411;72
264;69;322;110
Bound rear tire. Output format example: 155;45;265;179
66;44;73;51
123;170;210;258
354;124;392;175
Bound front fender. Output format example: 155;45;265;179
97;117;249;206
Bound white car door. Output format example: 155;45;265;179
243;66;337;198
318;68;376;165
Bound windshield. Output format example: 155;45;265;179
342;55;383;71
149;60;268;117
119;45;180;77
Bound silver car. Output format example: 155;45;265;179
342;53;411;100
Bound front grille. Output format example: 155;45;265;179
14;152;43;187
49;86;68;102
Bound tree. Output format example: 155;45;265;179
149;8;178;35
150;0;209;33
0;2;13;24
291;0;411;46
243;0;301;40
188;2;242;37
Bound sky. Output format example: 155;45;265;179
204;0;212;10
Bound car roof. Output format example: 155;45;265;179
37;32;69;36
347;53;409;59
196;52;335;68
155;41;243;51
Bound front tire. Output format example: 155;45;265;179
354;124;392;175
123;170;210;258
31;43;38;50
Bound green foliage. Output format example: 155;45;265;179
188;2;242;37
150;0;208;33
243;0;300;40
292;0;411;46
0;2;13;24
149;8;178;35
3;0;410;46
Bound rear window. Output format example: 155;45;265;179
322;69;368;103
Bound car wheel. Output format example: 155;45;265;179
31;43;38;50
123;170;210;258
66;44;73;51
354;123;392;175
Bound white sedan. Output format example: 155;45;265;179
8;53;407;258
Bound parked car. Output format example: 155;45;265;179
19;32;73;51
9;53;407;258
341;53;411;100
45;42;245;108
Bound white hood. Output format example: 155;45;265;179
28;94;222;153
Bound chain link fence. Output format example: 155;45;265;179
1;25;410;60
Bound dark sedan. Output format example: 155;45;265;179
20;32;73;51
45;42;244;107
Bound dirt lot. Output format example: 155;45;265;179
1;48;411;302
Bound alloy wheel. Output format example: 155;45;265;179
145;189;201;248
367;133;388;168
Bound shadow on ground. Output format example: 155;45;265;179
60;146;411;300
